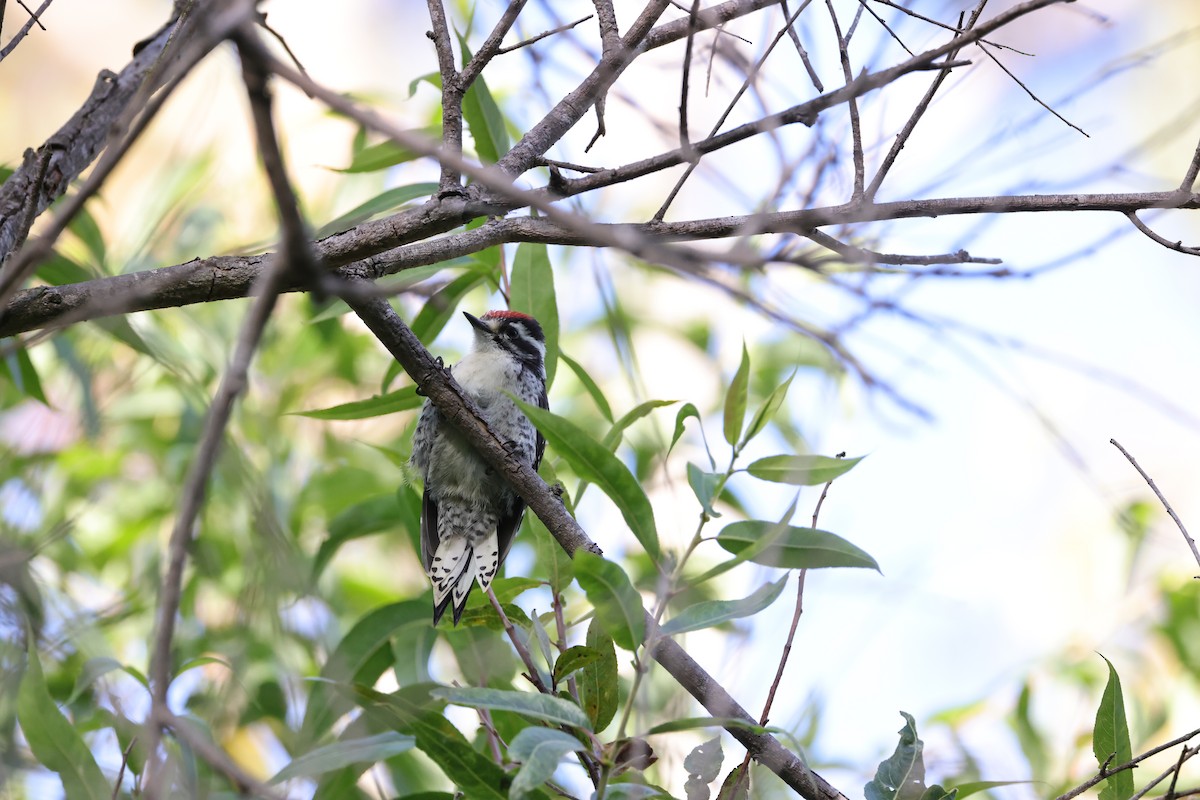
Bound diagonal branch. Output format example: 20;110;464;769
0;0;52;62
342;288;847;800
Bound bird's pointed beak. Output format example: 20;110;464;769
463;311;491;334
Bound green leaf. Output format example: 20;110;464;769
949;781;1028;799
1009;681;1048;779
458;37;510;163
18;644;109;800
299;602;430;747
175;655;231;677
510;242;558;388
672;402;713;466
67;656;148;704
686;463;723;517
746;454;863;486
412;272;486;344
864;712;927;800
574;552;645;651
716;763;750;800
271;732;415;783
67;204;106;269
723;344;750;446
431;686;591;729
316;183;438;237
553;645;604;685
1093;655;1134;800
579;618;619;732
36;252;94;285
313;494;400;580
560;352;612;422
513;400;659;561
717;520;880;571
661;576;788;636
507;728;583;799
293;386;421;420
2;345;48;404
646;717;773;736
530;512;574;593
603;400;677;451
335;137;424;173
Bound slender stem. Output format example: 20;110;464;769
1110;438;1200;571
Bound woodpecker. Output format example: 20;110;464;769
410;310;548;626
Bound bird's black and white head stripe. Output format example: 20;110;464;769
465;311;546;373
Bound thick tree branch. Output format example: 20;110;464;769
342;288;846;800
5;189;1197;339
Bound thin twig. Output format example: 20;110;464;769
0;0;52;62
1130;747;1199;800
864;3;983;201
111;736;136;800
1179;133;1200;193
979;40;1088;136
0;1;249;312
426;0;463;193
157;710;283;799
1109;439;1200;571
1125;211;1200;257
460;0;528;89
142;20;317;797
825;0;864;201
1054;727;1200;800
485;585;550;692
779;0;823;90
495;14;593;55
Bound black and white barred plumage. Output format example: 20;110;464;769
410;310;548;626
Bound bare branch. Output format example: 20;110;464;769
780;0;824;90
1181;133;1200;193
826;0;865;200
6;189;1199;339
426;0;464;193
0;1;254;311
1054;727;1200;800
494;14;593;55
1126;211;1200;256
1110;438;1200;572
0;0;51;62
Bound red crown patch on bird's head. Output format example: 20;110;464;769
481;310;535;322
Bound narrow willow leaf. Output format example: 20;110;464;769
579;618;618;731
508;728;583;799
510;242;559;388
574;552;645;651
271;732;414;783
717;763;750;800
18;644;109;800
293;387;421;420
603;400;677;451
864;712;927;800
313;494;399;580
717;520;880;571
514;400;660;560
647;717;772;736
432;686;591;729
686;463;723;517
723;344;750;446
353;686;528;800
746;454;863;486
4;346;47;404
1093;655;1134;800
950;781;1029;799
299;602;430;747
335;137;423;173
671;402;714;466
742;372;795;444
67;656;146;704
661;576;788;635
316;182;438;237
411;272;485;344
560;352;613;422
